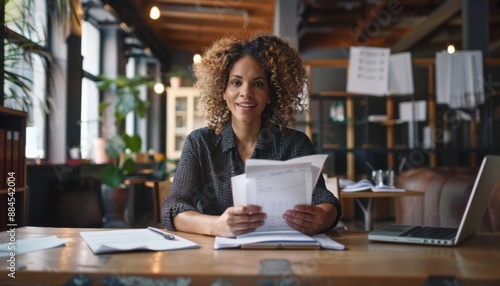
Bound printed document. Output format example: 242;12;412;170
347;46;390;96
231;154;328;232
220;154;346;250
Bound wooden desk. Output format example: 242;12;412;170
341;190;424;231
1;227;499;285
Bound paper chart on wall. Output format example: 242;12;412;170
388;52;414;95
347;46;390;96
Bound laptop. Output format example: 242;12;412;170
368;155;500;246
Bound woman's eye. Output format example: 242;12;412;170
254;82;264;87
231;80;241;86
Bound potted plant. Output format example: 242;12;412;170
166;66;186;88
96;74;153;227
2;0;75;112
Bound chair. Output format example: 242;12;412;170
324;176;348;230
146;180;172;225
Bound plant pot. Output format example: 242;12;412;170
169;76;182;88
93;137;110;164
100;184;131;228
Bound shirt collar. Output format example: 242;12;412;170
219;122;275;153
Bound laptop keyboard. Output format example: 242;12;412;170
399;226;458;240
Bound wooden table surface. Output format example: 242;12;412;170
1;227;499;285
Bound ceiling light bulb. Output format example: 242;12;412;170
447;44;455;54
150;6;161;20
154;82;165;94
193;54;202;63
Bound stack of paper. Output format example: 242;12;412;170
231;154;327;232
371;185;406;192
223;154;346;250
214;230;345;250
80;228;199;254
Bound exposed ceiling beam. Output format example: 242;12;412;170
102;0;171;65
160;22;247;34
353;0;388;44
158;0;274;13
391;0;461;52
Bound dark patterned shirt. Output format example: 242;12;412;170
161;123;342;231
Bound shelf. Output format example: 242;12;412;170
166;87;204;160
0;106;27;231
305;59;438;180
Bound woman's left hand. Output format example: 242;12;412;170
283;204;334;235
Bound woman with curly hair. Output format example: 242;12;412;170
161;34;341;237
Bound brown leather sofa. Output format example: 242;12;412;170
395;167;500;232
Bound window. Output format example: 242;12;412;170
80;21;101;159
4;0;48;159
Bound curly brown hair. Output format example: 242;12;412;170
192;34;309;135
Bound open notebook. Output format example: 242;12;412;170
214;230;345;250
368;155;500;246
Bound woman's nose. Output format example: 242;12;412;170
239;85;253;98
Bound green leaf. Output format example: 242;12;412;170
101;165;125;188
123;134;142;153
115;91;135;120
121;158;137;175
96;79;113;90
135;99;150;118
105;135;126;159
98;102;109;116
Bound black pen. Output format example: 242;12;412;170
148;227;176;240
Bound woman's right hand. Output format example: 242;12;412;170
213;205;266;237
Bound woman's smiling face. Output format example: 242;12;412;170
224;55;270;126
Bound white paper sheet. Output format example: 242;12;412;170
436;50;484;108
0;235;68;257
388;52;414;95
341;179;374;192
347;46;390;96
232;154;328;232
80;229;199;254
398;100;427;122
371;186;406;192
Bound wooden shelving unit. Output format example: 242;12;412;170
303;58;500;221
302;58;500;180
165;87;205;160
0;106;27;231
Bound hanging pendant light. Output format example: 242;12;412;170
447;43;456;54
150;5;160;20
154;61;165;94
193;53;202;64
